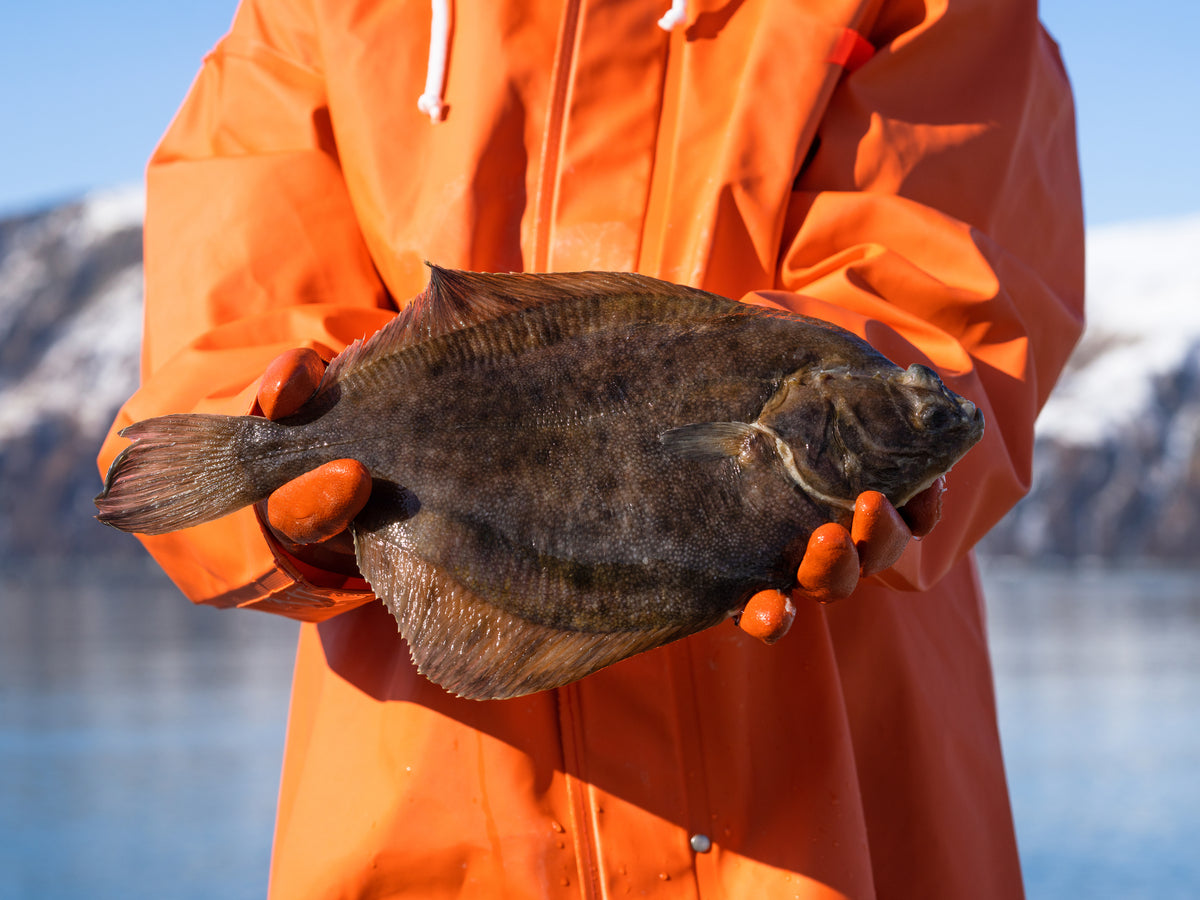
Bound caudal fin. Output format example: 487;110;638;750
96;414;276;535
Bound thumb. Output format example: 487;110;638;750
258;348;327;420
266;459;372;545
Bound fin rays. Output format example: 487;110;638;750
354;525;702;700
316;265;742;399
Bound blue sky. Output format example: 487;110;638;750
2;0;1197;226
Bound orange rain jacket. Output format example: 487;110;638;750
100;0;1084;896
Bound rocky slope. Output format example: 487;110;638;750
0;187;145;557
981;215;1200;563
1;192;1197;563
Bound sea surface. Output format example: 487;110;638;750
1;557;1197;899
982;560;1200;899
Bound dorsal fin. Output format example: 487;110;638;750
315;265;733;397
316;265;522;393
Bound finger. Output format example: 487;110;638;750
258;348;326;420
738;590;797;644
796;523;859;603
266;459;372;545
899;476;946;538
851;491;912;577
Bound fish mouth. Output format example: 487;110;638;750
898;363;984;438
959;398;984;432
962;399;985;437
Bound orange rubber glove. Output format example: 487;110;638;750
738;479;945;644
255;348;944;625
256;348;372;577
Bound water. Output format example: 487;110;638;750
983;562;1200;899
1;559;1197;898
0;559;298;900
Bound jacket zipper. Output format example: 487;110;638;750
539;9;600;895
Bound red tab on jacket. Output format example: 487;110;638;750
828;27;875;72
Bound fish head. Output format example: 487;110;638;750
761;361;985;509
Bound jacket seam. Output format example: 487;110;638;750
531;0;582;272
558;683;603;899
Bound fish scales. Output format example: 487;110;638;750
96;266;984;699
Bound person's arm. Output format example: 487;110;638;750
745;0;1085;591
97;1;394;620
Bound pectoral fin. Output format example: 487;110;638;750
658;422;759;461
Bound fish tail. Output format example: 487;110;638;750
95;414;285;535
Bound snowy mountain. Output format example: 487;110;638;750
0;187;145;557
981;214;1200;563
0;191;1197;562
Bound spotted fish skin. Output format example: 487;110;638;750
97;267;984;698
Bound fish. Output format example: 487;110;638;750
96;266;984;700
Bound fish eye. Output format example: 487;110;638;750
918;404;951;431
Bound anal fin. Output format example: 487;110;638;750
354;528;693;700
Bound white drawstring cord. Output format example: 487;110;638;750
420;1;684;122
657;0;688;30
417;0;450;121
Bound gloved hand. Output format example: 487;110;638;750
736;479;945;644
256;348;372;577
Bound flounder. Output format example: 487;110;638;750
96;267;984;699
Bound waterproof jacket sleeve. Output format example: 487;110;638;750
742;2;1085;591
97;3;395;620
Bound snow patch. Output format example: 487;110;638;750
1036;213;1200;446
79;183;145;240
0;267;143;442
